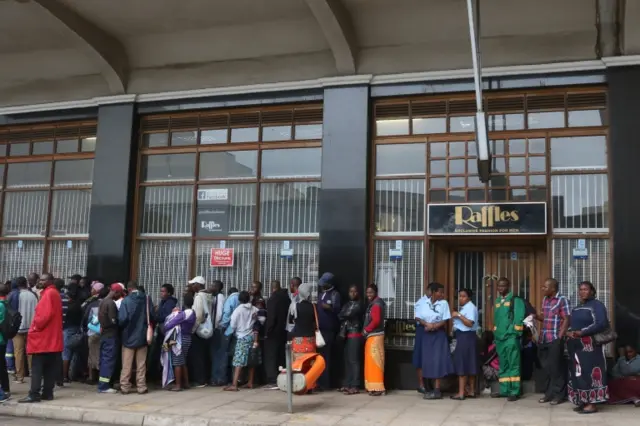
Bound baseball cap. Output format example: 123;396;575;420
188;276;206;285
110;282;125;292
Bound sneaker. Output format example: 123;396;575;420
98;388;118;394
195;384;207;389
262;383;279;390
0;395;10;403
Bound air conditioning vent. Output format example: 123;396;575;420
527;94;566;111
294;107;323;123
448;99;476;115
230;112;260;127
141;117;170;132
199;114;228;128
567;92;606;109
411;101;447;116
170;116;199;130
487;96;525;113
375;103;409;119
262;110;293;125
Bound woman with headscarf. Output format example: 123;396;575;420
162;293;196;391
363;284;386;396
567;281;610;414
278;282;326;395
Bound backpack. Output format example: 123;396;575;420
508;295;535;320
1;301;22;340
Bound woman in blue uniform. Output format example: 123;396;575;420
419;282;453;400
413;286;431;394
451;288;479;400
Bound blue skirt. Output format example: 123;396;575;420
421;329;454;379
412;324;423;368
452;330;478;375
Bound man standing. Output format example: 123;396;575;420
19;273;63;403
82;282;105;385
537;278;570;405
188;276;212;387
209;280;227;386
27;273;39;297
118;281;153;395
218;287;240;386
317;272;341;391
97;284;122;394
263;280;291;389
12;276;37;384
492;277;526;401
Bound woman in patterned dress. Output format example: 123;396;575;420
363;284;386;396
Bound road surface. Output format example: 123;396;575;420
0;415;97;425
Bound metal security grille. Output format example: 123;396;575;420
258;240;319;299
137;240;191;299
50;190;91;236
139;186;193;236
260;182;319;236
374;180;425;234
2;191;49;236
0;240;45;280
198;184;256;235
48;240;88;279
195;240;253;291
454;252;485;327
373;240;423;348
551;174;608;232
552;239;611;312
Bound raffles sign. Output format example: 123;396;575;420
196;188;229;237
427;202;547;235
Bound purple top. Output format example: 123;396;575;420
164;310;196;335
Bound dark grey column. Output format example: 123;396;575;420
87;103;138;284
608;66;640;349
319;86;370;298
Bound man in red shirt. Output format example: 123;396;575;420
19;273;63;403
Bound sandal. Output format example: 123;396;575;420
578;408;598;415
539;397;551;403
223;386;239;392
347;388;360;395
169;387;183;392
465;393;477;399
573;406;584;413
450;395;465;400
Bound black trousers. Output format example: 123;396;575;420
0;344;9;393
188;334;210;386
264;335;286;384
318;330;335;389
30;352;58;399
539;338;567;400
342;336;363;388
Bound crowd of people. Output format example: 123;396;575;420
0;269;637;415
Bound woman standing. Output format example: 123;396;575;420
338;285;363;395
413;286;431;394
419;282;454;400
363;284;386;396
224;291;259;392
567;281;610;414
451;288;479;400
162;293;196;391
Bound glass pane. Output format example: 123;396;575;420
468;175;484;188
139;186;193;235
375;180;425;232
512;188;527;201
0;240;45;281
529;188;547;202
0;145;6;157
262;126;292;142
260;182;319;234
491;140;505;155
468;141;477;156
467;189;485;201
137;240;191;300
295;124;322;140
81;137;96;152
487;113;525;131
430;160;446;175
199;151;258;180
530;175;546;186
32;141;54;155
450;116;475;132
413;117;446;134
7;162;51;188
449;142;466;157
9;142;30;156
56;139;79;153
551;174;608;230
509;139;526;155
491;158;506;174
144;133;169;147
449;190;465;201
200;129;228;144
467;159;478;175
509;175;526;186
50;190;91;236
376;119;409;136
376;144;425;176
230;127;259;143
488;187;508;201
430;190;446;203
196;240;254;292
448;177;465;188
529;156;546;173
261;148;321;178
551;136;607;170
197;184;256;235
0;165;4;188
448;159;465;175
259;240;319;296
429;143;447;158
142;153;196;182
47;240;88;282
528;111;565;129
2;191;49;236
568;110;606;127
171;131;197;146
528;138;545;154
509;157;526;173
430;177;446;189
54;159;94;186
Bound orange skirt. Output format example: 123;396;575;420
364;334;385;392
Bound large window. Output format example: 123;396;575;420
134;106;322;298
0;123;96;279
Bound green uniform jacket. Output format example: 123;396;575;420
493;293;525;341
0;300;6;345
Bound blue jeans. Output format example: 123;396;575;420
98;337;118;391
210;329;230;385
63;327;81;361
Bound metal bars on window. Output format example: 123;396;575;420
551;174;608;232
258;240;319;300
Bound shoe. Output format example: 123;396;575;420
18;395;41;403
0;395;10;403
507;395;519;402
195;383;207;389
423;390;443;400
13;379;24;384
137;389;148;395
98;388;118;394
550;399;564;406
539;397;551;404
450;395;465;400
417;387;426;394
41;395;54;401
491;393;504;398
573;405;584;413
261;383;279;390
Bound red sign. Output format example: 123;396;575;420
210;248;234;267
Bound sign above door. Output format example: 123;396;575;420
427;202;547;236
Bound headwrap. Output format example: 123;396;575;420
319;272;334;289
290;282;313;320
91;281;104;292
110;282;125;292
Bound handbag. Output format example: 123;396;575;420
66;329;84;350
196;295;214;339
313;304;326;348
146;296;153;345
593;327;617;345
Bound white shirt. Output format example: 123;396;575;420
229;303;258;339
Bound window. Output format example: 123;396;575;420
135;106;322;297
551;136;607;171
0;122;96;278
552;174;608;232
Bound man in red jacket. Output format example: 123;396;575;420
19;273;63;403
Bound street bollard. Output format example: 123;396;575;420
285;341;293;414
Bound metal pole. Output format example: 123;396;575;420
285;341;293;414
466;0;483;112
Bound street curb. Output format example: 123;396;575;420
0;402;286;426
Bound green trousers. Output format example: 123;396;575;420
496;337;521;396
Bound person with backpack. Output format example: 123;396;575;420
188;276;212;388
82;282;106;385
0;281;16;401
491;277;526;401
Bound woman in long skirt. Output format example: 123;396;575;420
451;288;479;400
363;284;386;396
413;286;431;394
418;282;453;400
567;281;610;414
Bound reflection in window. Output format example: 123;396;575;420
487;113;525;131
262;126;292;142
528;111;564;129
171;131;198;146
552;174;608;231
200;129;227;144
199;151;257;180
33;141;54;155
413;117;446;134
450;116;475;132
81;137;96;152
54;159;94;186
139;186;193;236
2;191;49;236
568;110;607;127
230;127;259;143
50;190;91;236
376;144;425;176
260;182;319;235
375;180;425;233
551;136;607;170
198;184;256;235
144;133;169;147
376;119;409;136
7;162;51;188
142;154;196;182
56;139;79;153
294;124;322;140
261;148;321;178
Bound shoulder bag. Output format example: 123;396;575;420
196;295;214;339
146;296;153;345
593;327;617;345
313;304;326;348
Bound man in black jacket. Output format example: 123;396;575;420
263;280;291;389
97;284;122;394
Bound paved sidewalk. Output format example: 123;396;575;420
0;381;637;426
